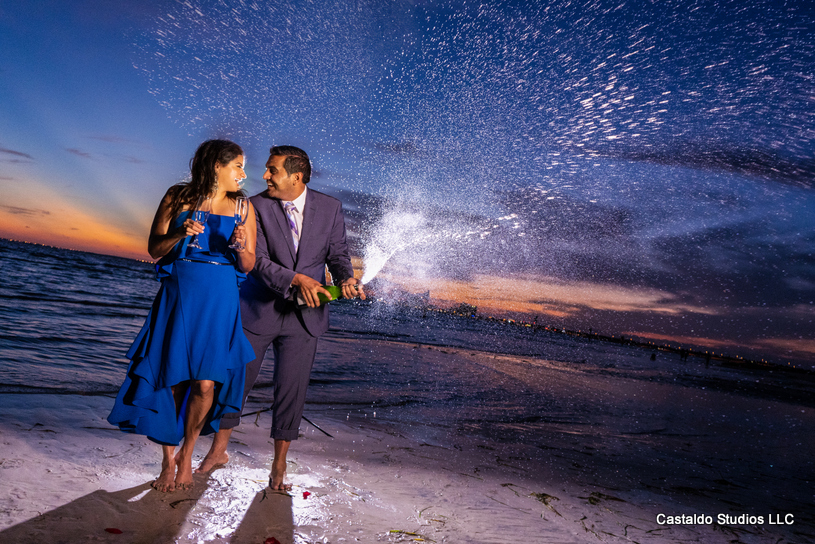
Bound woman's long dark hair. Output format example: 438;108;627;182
167;139;245;218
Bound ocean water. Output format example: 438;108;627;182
0;238;641;395
0;239;157;394
4;237;811;449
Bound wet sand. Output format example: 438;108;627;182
1;336;813;543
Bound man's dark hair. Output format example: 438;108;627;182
270;145;311;184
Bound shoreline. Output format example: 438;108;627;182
1;336;813;543
4;236;811;371
383;303;813;371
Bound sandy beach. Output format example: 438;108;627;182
1;334;813;543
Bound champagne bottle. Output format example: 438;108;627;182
297;284;343;307
316;284;343;304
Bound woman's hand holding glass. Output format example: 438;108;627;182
180;217;205;238
229;197;249;251
187;195;212;249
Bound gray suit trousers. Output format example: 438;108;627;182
219;310;318;441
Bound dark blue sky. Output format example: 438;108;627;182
1;0;813;365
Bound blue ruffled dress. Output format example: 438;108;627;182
108;212;255;445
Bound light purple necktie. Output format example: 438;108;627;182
283;201;300;251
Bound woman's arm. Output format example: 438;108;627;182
232;200;257;273
147;190;203;260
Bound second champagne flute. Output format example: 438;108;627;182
187;195;212;249
228;196;249;251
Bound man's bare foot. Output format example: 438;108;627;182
174;455;194;491
195;451;229;473
152;458;176;493
269;457;292;492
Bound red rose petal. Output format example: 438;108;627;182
264;538;281;544
104;528;123;534
302;491;311;499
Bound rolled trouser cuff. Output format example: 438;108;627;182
271;427;300;441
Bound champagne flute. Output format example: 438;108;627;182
229;196;249;250
187;195;212;249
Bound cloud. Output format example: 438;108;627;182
0;205;50;217
497;189;635;241
753;338;815;359
468;186;815;317
646;222;815;309
69;143;145;163
0;198;145;261
0;147;33;160
567;140;815;189
414;273;717;317
66;148;92;159
623;331;736;351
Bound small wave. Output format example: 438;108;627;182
0;334;116;345
307;398;419;408
0;292;150;311
0;383;118;396
307;377;368;385
328;328;411;340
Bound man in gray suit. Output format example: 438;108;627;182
198;145;363;490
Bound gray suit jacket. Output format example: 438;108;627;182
239;189;354;337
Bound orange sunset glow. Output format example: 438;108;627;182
0;204;148;261
375;269;716;319
369;267;815;362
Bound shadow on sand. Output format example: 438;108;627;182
0;474;296;544
230;489;294;544
0;481;204;543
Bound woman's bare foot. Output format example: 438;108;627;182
269;457;292;492
152;457;176;493
174;455;194;491
195;451;228;473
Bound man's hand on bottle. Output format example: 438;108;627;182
292;274;331;308
342;278;366;301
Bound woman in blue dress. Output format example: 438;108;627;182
108;139;257;492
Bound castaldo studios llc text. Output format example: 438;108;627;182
657;513;795;526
